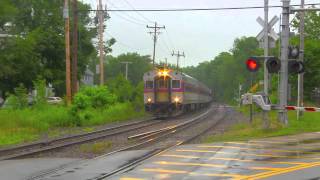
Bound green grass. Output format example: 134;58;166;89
77;103;145;126
0;103;145;147
204;106;320;143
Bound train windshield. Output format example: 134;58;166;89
145;81;153;89
156;79;169;89
172;80;181;89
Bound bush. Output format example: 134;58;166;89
4;84;28;109
108;74;134;102
14;83;29;108
71;86;118;126
0;82;146;146
33;78;47;106
72;86;117;111
132;81;144;111
78;102;145;126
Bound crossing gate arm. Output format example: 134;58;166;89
286;106;320;112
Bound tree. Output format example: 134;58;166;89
103;53;152;85
108;74;134;102
291;10;320;101
0;0;16;30
104;38;116;54
0;1;96;96
183;37;261;103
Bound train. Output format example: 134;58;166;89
143;67;213;117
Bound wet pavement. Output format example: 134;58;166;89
3;132;320;180
112;132;320;180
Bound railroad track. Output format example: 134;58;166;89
92;106;230;179
28;105;231;180
0;106;214;160
0;118;161;160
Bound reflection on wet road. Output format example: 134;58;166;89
115;132;320;180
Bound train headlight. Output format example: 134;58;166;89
158;69;169;77
147;98;152;103
163;70;168;76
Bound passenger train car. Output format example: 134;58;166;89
143;68;212;117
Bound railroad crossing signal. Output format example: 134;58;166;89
246;57;260;72
288;46;300;59
266;57;281;73
256;16;279;48
288;46;304;74
289;61;304;74
246;56;304;74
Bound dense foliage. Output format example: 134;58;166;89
184;37;263;103
0;0;96;96
89;53;152;86
184;11;320;105
72;86;117;111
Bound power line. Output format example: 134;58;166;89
108;11;145;26
159;38;172;54
172;50;185;70
106;1;174;58
164;28;176;51
85;3;320;12
104;32;145;52
120;0;153;23
147;22;165;66
107;1;147;26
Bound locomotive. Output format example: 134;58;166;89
143;68;212;117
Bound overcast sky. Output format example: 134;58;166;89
83;0;319;67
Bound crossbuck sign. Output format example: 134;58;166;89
256;16;279;48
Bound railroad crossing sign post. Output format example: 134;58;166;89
256;8;279;129
256;15;279;95
256;16;279;49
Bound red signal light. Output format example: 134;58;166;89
246;58;260;72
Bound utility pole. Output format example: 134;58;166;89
147;22;165;67
98;0;105;85
264;0;269;95
278;0;290;125
262;0;270;129
121;61;132;80
297;0;305;118
71;0;78;95
172;51;185;70
64;0;71;104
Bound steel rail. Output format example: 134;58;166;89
0;118;159;160
93;106;229;179
28;105;226;180
127;107;215;140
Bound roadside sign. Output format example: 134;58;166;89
241;93;253;105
